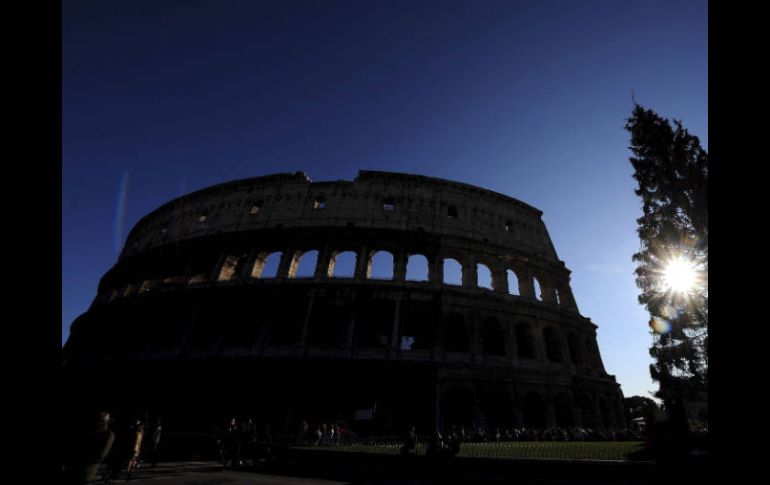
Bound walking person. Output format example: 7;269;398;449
125;418;145;480
62;411;115;485
102;417;131;483
400;425;418;455
144;417;162;467
223;417;241;469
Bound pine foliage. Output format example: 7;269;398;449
625;104;708;413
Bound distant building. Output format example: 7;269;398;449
63;171;626;434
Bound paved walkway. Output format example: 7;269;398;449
99;462;351;485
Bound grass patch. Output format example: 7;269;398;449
297;441;645;461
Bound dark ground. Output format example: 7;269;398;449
90;448;707;485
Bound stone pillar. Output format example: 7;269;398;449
545;401;557;429
560;337;573;371
590;337;606;372
470;313;480;360
354;246;369;282
561;286;579;312
298;289;316;355
535;324;548;362
571;395;583;428
509;322;519;362
314;247;333;280
207;255;226;283
344;316;356;355
276;248;295;280
593;395;604;429
390;297;402;356
493;266;508;294
394;251;407;281
463;257;477;288
429;254;443;286
241;248;261;279
607;398;618;429
541;282;557;305
520;273;535;300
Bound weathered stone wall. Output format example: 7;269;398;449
64;171;625;432
123;171;558;265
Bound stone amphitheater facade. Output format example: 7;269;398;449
63;170;626;434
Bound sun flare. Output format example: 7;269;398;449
662;256;697;294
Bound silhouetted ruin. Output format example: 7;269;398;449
62;171;625;435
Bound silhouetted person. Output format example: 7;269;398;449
223;418;241;469
297;420;309;445
144;417;162;467
425;430;444;457
102;417;131;483
458;426;466;442
256;423;274;462
125;418;145;479
244;418;258;466
63;411;115;484
446;427;461;457
400;425;417;455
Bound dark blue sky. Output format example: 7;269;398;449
62;0;707;399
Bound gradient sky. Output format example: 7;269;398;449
62;0;708;400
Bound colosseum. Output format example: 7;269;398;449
62;170;626;435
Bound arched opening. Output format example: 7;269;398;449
533;277;543;301
543;327;563;363
252;252;282;279
516;323;536;359
479;387;516;431
443;258;463;286
160;276;182;289
217;254;241;281
186;275;205;286
522;393;547;429
139;279;156;293
185;306;221;351
262;293;307;347
368;251;394;280
353;298;394;349
249;200;264;215
406;254;429;281
567;334;583;365
307;298;349;348
441;388;475;430
578;394;598;428
554;288;561;305
482;317;506;356
477;263;493;290
443;313;470;353
330;251;357;278
219;300;260;351
553;393;574;427
292;250;319;278
399;301;435;350
507;269;520;295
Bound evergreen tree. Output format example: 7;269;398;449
625;104;708;427
624;395;661;422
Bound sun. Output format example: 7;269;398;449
662;256;698;294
